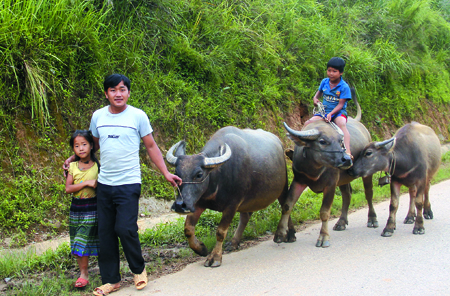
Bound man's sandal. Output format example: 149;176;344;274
134;268;148;290
93;283;120;295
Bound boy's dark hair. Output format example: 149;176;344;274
103;74;131;92
327;57;346;73
70;130;100;172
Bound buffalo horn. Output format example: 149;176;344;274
283;122;320;140
374;137;396;149
166;140;185;165
203;143;232;168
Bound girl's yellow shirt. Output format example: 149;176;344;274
68;161;99;199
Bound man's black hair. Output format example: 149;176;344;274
327;57;346;73
103;74;131;92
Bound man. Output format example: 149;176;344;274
64;74;182;295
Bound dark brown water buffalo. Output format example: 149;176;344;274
348;122;441;236
166;126;289;267
275;96;377;247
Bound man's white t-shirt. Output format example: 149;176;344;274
90;105;153;186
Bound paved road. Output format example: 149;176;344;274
115;179;450;296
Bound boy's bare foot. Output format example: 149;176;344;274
346;151;354;161
345;151;354;167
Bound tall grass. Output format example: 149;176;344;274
0;0;108;126
0;0;450;239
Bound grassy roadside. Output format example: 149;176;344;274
1;0;450;244
1;150;450;295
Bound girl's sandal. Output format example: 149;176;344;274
74;277;89;288
134;268;148;290
93;283;120;295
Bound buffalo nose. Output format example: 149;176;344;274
339;153;353;170
347;167;355;177
171;199;188;214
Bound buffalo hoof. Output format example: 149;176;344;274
315;239;330;248
192;242;208;257
367;217;379;228
381;229;394;237
224;241;239;252
204;254;222;268
273;235;284;243
287;229;297;242
315;235;330;248
333;218;347;231
274;229;296;243
273;232;287;243
423;209;433;220
413;227;425;235
403;216;415;224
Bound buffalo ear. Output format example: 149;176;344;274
219;144;227;156
166;140;186;166
286;133;307;147
386;137;396;152
374;137;396;152
174;141;187;157
285;148;294;160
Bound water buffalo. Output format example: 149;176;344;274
166;126;289;267
275;95;377;247
348;122;441;236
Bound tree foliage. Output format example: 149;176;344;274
0;0;449;235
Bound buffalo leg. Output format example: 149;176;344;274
363;175;378;228
413;180;426;235
226;212;253;251
185;208;207;256
423;180;433;219
334;183;351;231
316;186;336;247
274;181;307;243
204;206;238;267
404;185;417;224
277;184;296;242
382;181;401;237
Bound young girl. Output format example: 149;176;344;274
65;130;100;288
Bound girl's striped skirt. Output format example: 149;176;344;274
69;196;99;257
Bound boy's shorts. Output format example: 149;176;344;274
313;112;347;122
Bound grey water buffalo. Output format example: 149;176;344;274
166;126;289;267
349;122;441;236
275;96;377;247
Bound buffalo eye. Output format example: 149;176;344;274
196;172;203;179
319;139;327;145
365;150;373;157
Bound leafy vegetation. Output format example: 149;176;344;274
2;151;450;295
0;0;449;246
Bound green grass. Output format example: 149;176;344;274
1;1;450;293
3;150;449;296
1;0;450;240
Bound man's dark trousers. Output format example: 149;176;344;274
97;183;145;284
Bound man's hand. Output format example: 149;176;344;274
164;173;182;187
326;113;332;122
63;155;75;178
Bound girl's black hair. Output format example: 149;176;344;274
69;130;100;172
